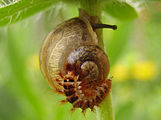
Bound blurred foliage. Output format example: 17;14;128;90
0;0;161;120
0;0;138;27
0;86;21;120
0;0;59;26
103;0;138;21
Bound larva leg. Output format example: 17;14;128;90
60;99;68;104
106;78;111;91
81;109;86;116
91;107;95;112
58;72;64;79
53;88;64;95
71;107;76;113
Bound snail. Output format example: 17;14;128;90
39;9;117;112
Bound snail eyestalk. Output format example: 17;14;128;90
92;24;117;30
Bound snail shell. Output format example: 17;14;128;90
39;10;113;112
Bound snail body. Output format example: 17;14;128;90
40;9;116;112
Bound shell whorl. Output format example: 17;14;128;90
81;61;99;82
66;45;109;81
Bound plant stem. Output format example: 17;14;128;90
80;0;114;120
80;0;101;18
80;0;104;49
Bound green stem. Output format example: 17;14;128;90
80;0;104;49
80;0;101;18
96;93;114;120
80;0;114;120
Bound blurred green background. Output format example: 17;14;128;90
0;0;161;120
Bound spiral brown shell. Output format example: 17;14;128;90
39;17;111;112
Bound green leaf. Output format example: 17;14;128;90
0;0;59;27
103;0;138;21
